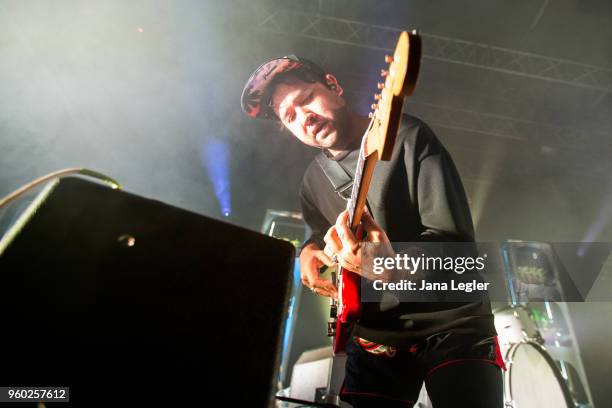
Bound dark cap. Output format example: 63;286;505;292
241;55;326;119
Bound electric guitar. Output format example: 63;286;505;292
329;30;422;355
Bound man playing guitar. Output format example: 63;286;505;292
241;52;504;407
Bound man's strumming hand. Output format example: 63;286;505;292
299;242;338;299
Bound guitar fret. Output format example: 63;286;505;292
347;140;366;228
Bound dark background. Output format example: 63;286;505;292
0;0;610;406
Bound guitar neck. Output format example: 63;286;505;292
347;133;378;231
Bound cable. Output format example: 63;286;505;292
0;168;122;209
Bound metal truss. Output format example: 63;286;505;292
408;101;588;149
344;89;609;156
255;8;612;92
411;101;612;159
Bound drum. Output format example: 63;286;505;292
504;342;574;408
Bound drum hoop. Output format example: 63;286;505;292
492;304;528;314
503;341;574;407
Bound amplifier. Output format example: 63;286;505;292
0;176;295;406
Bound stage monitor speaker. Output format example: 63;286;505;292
290;347;349;407
0;177;295;406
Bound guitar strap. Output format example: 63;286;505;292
315;151;353;200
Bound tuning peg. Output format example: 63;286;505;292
385;54;394;63
377;82;385;89
380;69;389;77
374;93;382;100
371;103;378;110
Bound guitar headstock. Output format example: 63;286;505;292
366;30;421;161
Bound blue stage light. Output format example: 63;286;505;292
201;140;231;218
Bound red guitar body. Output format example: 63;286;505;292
333;266;361;354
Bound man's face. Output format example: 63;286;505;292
271;76;351;151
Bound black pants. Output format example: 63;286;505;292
340;332;505;408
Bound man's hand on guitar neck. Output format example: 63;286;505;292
299;242;338;299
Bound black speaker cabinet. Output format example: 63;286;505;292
0;177;295;406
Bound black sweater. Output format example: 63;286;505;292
299;114;496;346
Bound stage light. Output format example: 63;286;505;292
201;140;232;218
578;193;612;257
